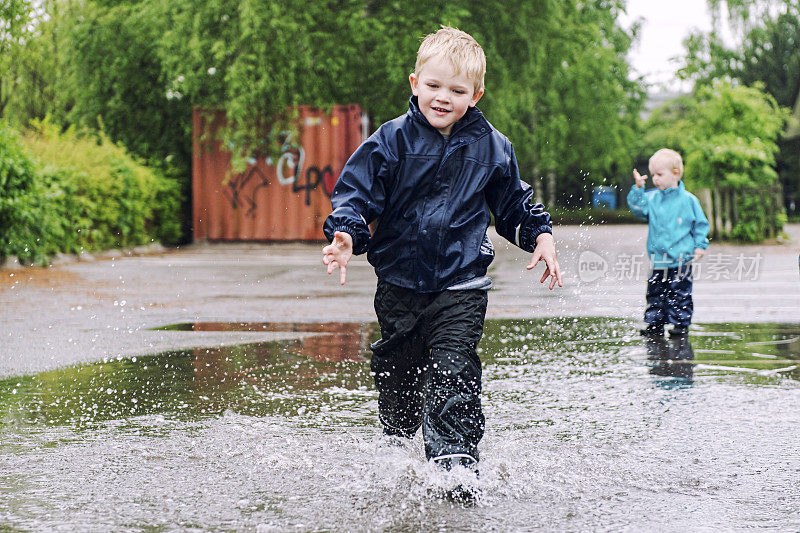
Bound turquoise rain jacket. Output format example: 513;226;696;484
627;181;710;268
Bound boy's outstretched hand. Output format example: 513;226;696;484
633;169;647;188
322;231;353;285
527;232;563;290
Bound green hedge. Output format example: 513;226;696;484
0;121;181;266
1;123;68;265
549;207;645;226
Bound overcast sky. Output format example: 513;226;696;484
619;0;735;92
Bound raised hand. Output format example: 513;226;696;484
322;231;353;285
633;169;647;189
526;232;563;290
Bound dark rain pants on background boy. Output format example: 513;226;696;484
370;280;487;463
645;265;693;327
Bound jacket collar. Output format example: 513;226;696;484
659;180;685;196
407;96;490;139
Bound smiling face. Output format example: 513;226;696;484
649;156;681;190
409;54;483;135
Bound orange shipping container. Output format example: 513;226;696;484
192;105;364;241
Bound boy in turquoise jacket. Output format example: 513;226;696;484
627;148;710;337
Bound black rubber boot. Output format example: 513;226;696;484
432;455;480;506
432;455;479;475
381;428;415;448
640;324;664;336
669;325;689;337
446;485;478;506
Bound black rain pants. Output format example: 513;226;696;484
370;279;488;462
644;265;693;327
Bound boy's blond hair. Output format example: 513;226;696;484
650;148;684;177
415;26;486;94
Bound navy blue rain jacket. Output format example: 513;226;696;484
323;96;552;293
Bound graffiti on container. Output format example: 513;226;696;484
273;130;340;206
223;131;341;214
276;132;305;185
294;165;338;205
223;166;270;217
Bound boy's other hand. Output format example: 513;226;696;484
633;169;647;188
694;248;706;261
322;231;353;285
527;232;563;290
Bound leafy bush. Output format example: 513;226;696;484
22;120;182;250
0;122;73;265
0;121;181;265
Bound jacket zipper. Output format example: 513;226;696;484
416;135;449;290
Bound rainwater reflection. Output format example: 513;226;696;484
646;336;695;383
0;319;798;531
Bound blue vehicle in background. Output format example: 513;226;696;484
592;186;617;210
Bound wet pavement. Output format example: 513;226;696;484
1;223;799;378
1;224;799;530
1;318;798;530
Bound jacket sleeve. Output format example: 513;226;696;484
691;196;711;249
486;142;552;253
627;185;649;220
322;132;391;255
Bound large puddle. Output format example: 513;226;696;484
1;319;799;530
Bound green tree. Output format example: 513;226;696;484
461;0;643;205
66;1;191;168
5;0;644;216
2;0;190;170
1;1;77;127
643;83;786;188
0;0;35;116
158;0;642;199
679;1;800;216
681;1;800;106
737;10;800;108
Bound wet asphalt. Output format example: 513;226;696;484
2;224;799;378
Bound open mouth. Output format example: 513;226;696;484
431;106;450;114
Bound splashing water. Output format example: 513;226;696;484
1;318;798;530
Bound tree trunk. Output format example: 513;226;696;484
698;188;714;236
713;186;723;240
764;188;774;238
533;164;543;204
546;169;556;208
723;189;732;234
0;77;6;118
